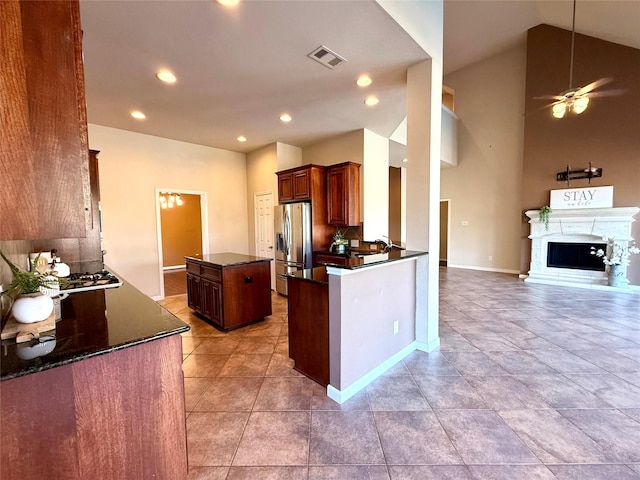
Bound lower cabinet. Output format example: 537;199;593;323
186;259;271;330
287;276;329;386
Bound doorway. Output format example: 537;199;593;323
439;199;450;267
254;191;275;290
156;189;209;298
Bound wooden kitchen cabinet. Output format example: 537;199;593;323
314;252;351;267
1;0;91;240
186;255;271;330
276;165;333;252
277;165;325;203
287;272;329;386
327;162;360;226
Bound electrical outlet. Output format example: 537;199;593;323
488;255;493;261
461;220;469;226
393;320;399;334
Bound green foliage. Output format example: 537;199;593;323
539;206;552;231
0;251;51;297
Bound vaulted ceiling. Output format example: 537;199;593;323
80;0;639;154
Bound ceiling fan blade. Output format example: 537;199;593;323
533;95;565;101
576;77;613;96
525;101;561;115
586;88;627;98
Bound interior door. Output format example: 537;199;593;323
255;192;275;289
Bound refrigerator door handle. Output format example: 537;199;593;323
283;209;291;256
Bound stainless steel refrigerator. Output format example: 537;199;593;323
274;202;312;296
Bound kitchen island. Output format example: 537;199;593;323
287;250;436;403
185;253;272;330
0;276;189;480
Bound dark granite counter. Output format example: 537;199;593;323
287;266;329;285
319;249;428;269
1;275;189;381
185;252;272;267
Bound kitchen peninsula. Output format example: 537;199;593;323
287;250;434;403
0;277;189;480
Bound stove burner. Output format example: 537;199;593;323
60;270;122;293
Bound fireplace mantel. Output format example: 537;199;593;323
524;207;639;289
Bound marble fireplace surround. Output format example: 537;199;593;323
524;207;639;289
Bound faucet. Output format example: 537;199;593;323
374;235;392;251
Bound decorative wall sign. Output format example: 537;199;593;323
550;186;613;209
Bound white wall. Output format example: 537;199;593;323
441;44;526;273
276;142;302;171
302;130;364;167
88;124;249;297
246;143;278;256
362;129;389;240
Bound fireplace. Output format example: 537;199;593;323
524;207;639;289
547;242;606;271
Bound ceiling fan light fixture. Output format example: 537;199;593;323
573;96;589;114
552;102;567;119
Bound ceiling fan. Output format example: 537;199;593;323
533;0;625;118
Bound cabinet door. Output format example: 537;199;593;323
292;169;311;200
209;281;223;326
0;0;90;240
186;274;201;312
277;173;294;203
327;163;360;226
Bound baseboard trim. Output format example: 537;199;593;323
446;264;520;275
327;341;420;404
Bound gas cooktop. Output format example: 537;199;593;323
60;270;122;294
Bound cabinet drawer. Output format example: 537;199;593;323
186;261;200;275
201;265;222;281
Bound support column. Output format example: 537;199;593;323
406;59;442;352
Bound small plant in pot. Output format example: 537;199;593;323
331;230;349;254
0;251;59;324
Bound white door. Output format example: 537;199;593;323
255;192;275;289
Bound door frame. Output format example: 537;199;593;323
439;199;451;267
155;188;209;299
254;191;275;290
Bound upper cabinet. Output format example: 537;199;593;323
0;0;90;240
277;165;324;203
327;162;360;226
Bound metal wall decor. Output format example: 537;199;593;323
556;162;602;185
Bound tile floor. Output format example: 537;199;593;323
158;267;640;480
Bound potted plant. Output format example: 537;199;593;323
539;205;552;231
590;238;640;287
0;251;59;323
331;230;349;254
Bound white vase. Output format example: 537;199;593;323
11;293;54;324
608;264;626;288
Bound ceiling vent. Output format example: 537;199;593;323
307;45;347;70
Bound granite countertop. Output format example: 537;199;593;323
1;274;189;381
287;267;329;285
186;252;273;267
319;249;428;269
287;250;428;285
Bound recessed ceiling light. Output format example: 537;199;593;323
402;158;408;163
130;110;146;120
156;70;177;84
364;96;379;106
217;0;239;6
280;113;292;123
237;136;247;142
357;75;372;87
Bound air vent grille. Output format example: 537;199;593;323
307;45;347;70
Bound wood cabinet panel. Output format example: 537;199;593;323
0;335;187;480
0;0;90;240
327;162;360;226
276;165;333;252
186;259;271;330
314;252;350;267
287;277;329;386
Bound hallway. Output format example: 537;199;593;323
158;268;640;480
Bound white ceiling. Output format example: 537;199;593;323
80;0;640;154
